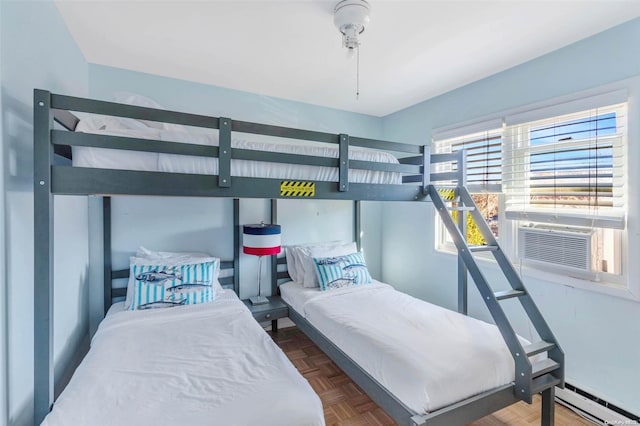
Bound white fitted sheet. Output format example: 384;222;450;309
280;281;534;414
72;124;402;184
43;290;324;426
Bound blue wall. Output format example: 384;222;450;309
0;1;89;425
381;18;640;415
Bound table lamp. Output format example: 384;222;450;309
243;222;281;305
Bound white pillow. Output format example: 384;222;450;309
285;247;301;283
113;92;187;133
123;247;222;310
300;242;358;288
292;247;309;284
136;246;211;260
74;112;153;133
284;241;342;285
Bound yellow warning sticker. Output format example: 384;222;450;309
437;188;456;201
280;181;315;197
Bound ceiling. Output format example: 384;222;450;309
54;1;640;117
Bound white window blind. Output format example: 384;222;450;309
432;123;503;192
503;103;626;229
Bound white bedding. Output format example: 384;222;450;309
280;281;533;414
43;290;324;426
72;123;402;184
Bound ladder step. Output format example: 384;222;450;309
532;359;560;378
469;245;498;252
525;341;556;357
531;373;562;394
446;206;476;211
494;289;526;301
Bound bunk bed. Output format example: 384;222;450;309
34;89;564;426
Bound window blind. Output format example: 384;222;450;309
432;127;503;192
503;103;626;229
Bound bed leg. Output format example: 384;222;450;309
541;386;555;426
272;319;278;333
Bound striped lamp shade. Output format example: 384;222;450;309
242;223;281;256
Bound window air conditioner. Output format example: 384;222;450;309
518;224;594;272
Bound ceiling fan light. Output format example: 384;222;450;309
341;23;361;50
346;45;357;59
333;0;370;99
334;0;371;38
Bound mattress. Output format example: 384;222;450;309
280;281;536;414
43;290;324;426
72;122;402;184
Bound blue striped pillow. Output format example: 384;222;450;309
313;252;372;291
130;261;216;310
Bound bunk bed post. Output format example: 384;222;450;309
339;134;349;192
219;118;232;188
34;89;55;424
541;387;555;426
456;150;468;315
270;199;278;296
270;199;279;331
233;199;240;295
422;145;430;194
354;200;361;250
103;197;112;316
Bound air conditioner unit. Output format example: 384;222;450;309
518;224;594;271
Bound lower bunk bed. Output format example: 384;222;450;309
277;243;557;426
43;255;324;426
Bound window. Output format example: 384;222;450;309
433;91;628;288
504;103;626;280
433;123;503;246
503;104;626;229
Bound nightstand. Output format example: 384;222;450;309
242;295;288;332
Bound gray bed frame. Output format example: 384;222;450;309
33;89;563;425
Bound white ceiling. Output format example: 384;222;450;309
55;1;640;117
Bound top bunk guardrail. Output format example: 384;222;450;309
35;89;465;201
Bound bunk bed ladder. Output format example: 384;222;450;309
427;184;565;412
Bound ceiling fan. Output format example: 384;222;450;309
333;0;371;99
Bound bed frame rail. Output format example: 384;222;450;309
43;90;430;201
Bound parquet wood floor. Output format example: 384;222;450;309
269;326;593;426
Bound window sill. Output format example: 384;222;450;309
435;246;638;302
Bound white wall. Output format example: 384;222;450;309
87;65;385;327
381;18;640;415
0;1;89;425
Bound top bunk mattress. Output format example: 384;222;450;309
280;281;538;415
72;120;402;185
43;290;324;426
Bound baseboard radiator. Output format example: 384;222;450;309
555;383;639;425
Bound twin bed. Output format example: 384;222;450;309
280;280;530;415
43;292;324;426
34;90;563;425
